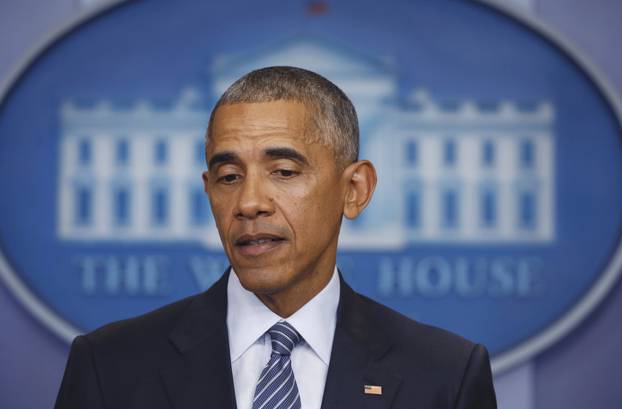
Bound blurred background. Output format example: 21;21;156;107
1;0;621;408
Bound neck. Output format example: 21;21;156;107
256;266;335;318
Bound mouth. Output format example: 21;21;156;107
234;233;287;256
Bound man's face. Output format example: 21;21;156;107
203;100;347;299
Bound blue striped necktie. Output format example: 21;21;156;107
252;321;302;409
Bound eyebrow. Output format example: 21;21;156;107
207;147;310;170
264;147;309;166
208;151;238;169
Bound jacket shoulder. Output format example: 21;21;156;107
82;292;201;363
355;292;480;371
360;292;474;346
352;291;496;406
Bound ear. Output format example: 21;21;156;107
342;160;377;220
202;170;210;193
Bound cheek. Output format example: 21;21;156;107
208;197;232;226
278;186;342;235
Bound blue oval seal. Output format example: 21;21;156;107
1;0;621;373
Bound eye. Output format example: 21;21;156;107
217;173;241;184
273;169;298;178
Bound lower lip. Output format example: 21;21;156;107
236;240;285;257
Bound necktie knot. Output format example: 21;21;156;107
268;321;301;356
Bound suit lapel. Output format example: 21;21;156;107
321;276;402;409
157;269;402;409
160;271;237;409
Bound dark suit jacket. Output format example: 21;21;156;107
55;270;497;409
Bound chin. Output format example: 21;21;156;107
233;267;288;295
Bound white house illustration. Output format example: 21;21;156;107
57;37;555;249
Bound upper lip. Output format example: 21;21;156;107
234;233;286;246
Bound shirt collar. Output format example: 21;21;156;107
226;267;340;366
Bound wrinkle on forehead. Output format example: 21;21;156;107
210;100;325;148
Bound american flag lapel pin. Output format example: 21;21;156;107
364;384;383;395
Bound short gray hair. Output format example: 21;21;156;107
206;66;359;166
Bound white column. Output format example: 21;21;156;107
93;134;113;236
538;134;555;242
169;133;188;237
420;134;441;239
57;136;75;238
132;135;151;237
460;134;479;240
497;135;517;240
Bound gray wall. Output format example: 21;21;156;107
0;1;621;408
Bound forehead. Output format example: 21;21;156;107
210;100;312;146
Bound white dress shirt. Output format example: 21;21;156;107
226;267;340;409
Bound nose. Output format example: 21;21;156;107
235;171;274;219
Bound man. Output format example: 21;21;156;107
55;66;497;409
